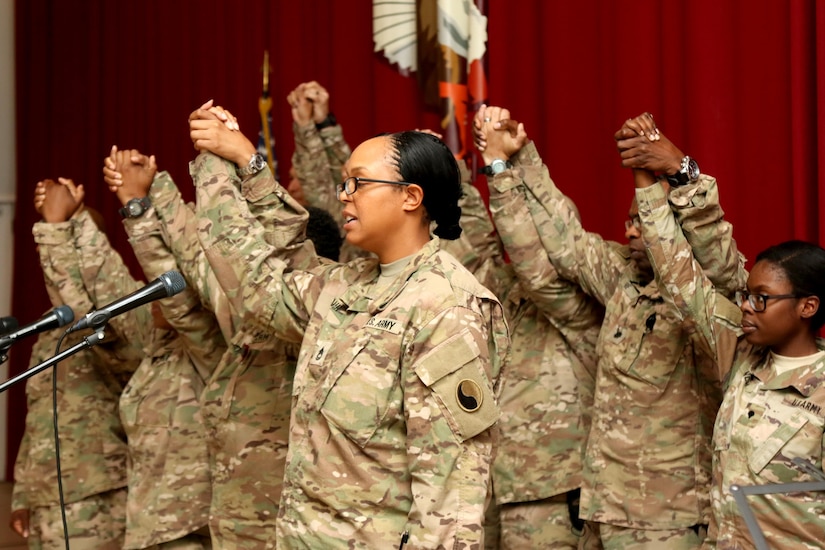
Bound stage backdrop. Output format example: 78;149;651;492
7;0;825;477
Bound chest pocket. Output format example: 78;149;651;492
608;304;688;390
415;329;500;442
748;408;816;475
318;332;404;448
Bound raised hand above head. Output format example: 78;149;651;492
37;177;85;223
301;81;331;125
189;100;257;166
103;145;158;205
615;113;685;175
287;83;314;126
476;105;528;164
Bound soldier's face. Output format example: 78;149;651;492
625;199;652;276
739;260;807;352
339;136;407;256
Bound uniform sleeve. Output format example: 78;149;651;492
11;431;30;511
668;174;748;297
34;216;93;317
193;151;321;344
637;184;741;380
404;303;504;548
487;155;604;330
123;208;225;383
498;141;624;306
291;122;344;220
68;209;154;347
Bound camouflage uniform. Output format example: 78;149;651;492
516;144;745;548
193;150;509;549
480;143;604;549
11;211;145;549
150;166;306;549
637;183;825;549
118;205;222;548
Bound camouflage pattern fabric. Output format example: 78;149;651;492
498;494;580;550
27;488;127;550
579;520;705;550
118;209;219;548
636;184;825;549
193;149;509;549
151;164;306;548
513;142;741;531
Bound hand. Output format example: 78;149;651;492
189;103;256;166
10;508;29;538
197;99;239;131
414;129;444;140
38;178;85;223
286;83;314;126
103;145;157;204
302;81;330;124
473;104;490;152
617;132;684;174
615;112;659;142
475;105;528;164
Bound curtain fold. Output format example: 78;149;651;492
7;0;823;478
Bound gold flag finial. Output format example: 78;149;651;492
262;50;270;97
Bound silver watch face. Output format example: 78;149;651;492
128;200;145;216
491;159;507;174
687;158;700;180
251;154;267;171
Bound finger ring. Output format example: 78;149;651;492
483;117;492;122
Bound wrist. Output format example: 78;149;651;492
314;113;337;130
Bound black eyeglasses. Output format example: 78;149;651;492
337;176;414;197
734;290;801;312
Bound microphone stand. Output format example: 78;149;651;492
0;330;106;394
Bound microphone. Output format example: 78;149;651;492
0;316;18;336
68;270;186;333
0;306;74;349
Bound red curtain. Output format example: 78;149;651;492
7;0;824;477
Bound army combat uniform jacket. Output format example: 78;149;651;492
194;151;510;549
638;183;825;549
519;143;745;530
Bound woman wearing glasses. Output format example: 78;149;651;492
188;108;509;550
634;167;825;548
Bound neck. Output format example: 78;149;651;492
772;331;819;357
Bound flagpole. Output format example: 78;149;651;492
258;50;275;173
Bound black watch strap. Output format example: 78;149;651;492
315;113;337;130
118;196;152;219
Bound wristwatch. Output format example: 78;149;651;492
665;156;700;187
314;113;337;130
479;159;512;176
237;153;268;178
118;196;151;219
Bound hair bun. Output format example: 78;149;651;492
434;222;462;240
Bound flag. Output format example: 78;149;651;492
258;51;278;178
373;0;488;161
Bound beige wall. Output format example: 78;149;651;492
0;0;16;480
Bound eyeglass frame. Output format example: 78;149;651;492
336;176;415;197
734;290;802;312
624;216;642;231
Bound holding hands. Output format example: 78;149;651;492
34;177;85;223
615;112;685;175
473;104;528;164
287;81;331;126
102;145;157;205
189;99;256;167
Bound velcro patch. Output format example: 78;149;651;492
365;316;403;335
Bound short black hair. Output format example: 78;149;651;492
305;206;343;262
756;240;825;330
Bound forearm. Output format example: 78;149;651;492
292;121;342;217
669;174;747;296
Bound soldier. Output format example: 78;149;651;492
103;139;308;549
188;103;509;549
639;162;825;547
11;180;140;549
472;104;604;549
478;108;747;549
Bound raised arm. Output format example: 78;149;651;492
106;146;226;382
616;113;747;296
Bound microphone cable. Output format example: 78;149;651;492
51;328;72;550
